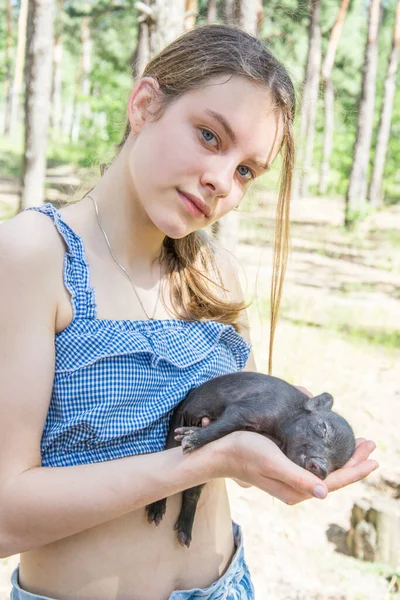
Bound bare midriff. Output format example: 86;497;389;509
19;479;235;600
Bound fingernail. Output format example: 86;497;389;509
313;485;327;499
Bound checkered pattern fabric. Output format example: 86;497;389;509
26;203;252;467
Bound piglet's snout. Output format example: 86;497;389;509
305;458;327;480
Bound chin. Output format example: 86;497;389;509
155;217;197;240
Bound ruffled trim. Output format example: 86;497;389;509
55;319;251;373
25;203;97;320
25;205;252;372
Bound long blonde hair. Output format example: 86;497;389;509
112;25;294;373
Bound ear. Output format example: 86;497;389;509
127;77;161;136
304;392;334;413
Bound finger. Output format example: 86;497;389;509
201;417;211;427
355;437;366;448
267;454;328;499
294;385;313;398
326;459;379;493
257;476;311;505
345;440;376;467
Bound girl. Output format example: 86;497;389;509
0;24;377;600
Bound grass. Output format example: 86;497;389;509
254;286;400;351
357;562;400;595
0;147;22;178
285;317;400;350
0;133;106;179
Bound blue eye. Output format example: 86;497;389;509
237;165;254;180
200;128;254;182
201;129;217;145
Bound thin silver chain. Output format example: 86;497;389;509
87;194;162;321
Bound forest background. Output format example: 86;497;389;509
0;0;400;598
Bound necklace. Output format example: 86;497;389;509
87;194;162;321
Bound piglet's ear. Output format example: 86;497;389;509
304;392;334;413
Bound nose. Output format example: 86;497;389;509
200;158;234;199
305;458;328;480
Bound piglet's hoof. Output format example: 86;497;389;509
174;427;202;454
174;520;192;548
146;499;166;526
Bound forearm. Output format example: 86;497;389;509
0;445;217;557
231;478;252;488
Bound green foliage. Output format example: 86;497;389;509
0;0;398;204
0;0;20;94
345;202;376;226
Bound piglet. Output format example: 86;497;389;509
146;372;355;547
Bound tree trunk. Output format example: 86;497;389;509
81;16;92;122
318;0;351;195
134;0;185;74
185;0;197;31
50;0;63;134
234;0;262;36
345;0;382;226
149;0;185;55
20;0;54;210
9;0;28;136
207;0;217;24
368;0;400;207
222;0;236;24
3;0;13;136
298;0;321;198
347;496;400;568
70;50;83;143
319;79;334;195
134;0;152;78
70;16;91;142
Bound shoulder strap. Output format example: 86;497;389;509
25;203;97;320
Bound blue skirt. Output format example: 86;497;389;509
10;522;255;600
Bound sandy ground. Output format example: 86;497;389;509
0;180;399;599
233;194;400;599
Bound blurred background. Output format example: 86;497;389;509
0;0;399;598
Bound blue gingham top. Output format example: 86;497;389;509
26;203;252;468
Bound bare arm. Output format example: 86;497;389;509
0;213;216;557
1;443;215;557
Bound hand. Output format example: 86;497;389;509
200;417;252;488
212;431;378;505
324;437;378;493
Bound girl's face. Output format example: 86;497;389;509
128;75;284;239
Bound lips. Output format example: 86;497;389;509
178;190;211;218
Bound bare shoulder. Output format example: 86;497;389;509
0;209;66;324
0;208;62;256
0;208;66;277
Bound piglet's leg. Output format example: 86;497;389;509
146;499;167;526
146;411;186;525
175;407;248;454
175;484;205;548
